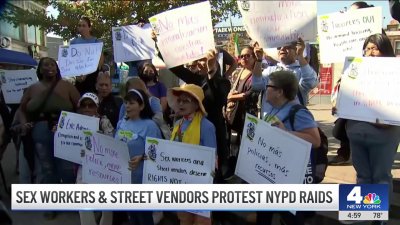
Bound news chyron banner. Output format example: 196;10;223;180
12;184;388;220
339;184;389;221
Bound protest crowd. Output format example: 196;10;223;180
0;1;400;225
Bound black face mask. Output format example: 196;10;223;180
141;73;155;82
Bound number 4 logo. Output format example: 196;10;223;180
347;186;363;204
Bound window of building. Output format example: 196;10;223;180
395;41;400;56
27;25;45;46
0;20;22;40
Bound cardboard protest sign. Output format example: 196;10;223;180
112;24;156;62
0;70;37;104
57;42;103;77
238;1;317;48
82;132;131;184
149;1;215;68
143;137;216;185
54;111;100;164
337;57;400;125
236;114;311;184
318;7;382;63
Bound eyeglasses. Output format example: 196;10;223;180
266;84;279;89
239;54;251;59
177;97;193;105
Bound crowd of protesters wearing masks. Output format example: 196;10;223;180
0;1;399;225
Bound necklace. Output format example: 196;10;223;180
263;101;289;123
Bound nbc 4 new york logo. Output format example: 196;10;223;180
339;184;388;211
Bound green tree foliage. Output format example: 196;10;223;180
2;0;239;49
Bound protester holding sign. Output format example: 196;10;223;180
252;38;318;111
167;84;216;225
254;70;320;225
19;57;80;219
70;92;113;225
138;63;168;112
345;33;400;206
115;89;162;225
329;1;375;166
71;16;104;95
154;39;230;180
224;46;260;179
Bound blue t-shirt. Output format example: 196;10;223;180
70;36;101;44
173;116;217;149
147;82;167;99
115;118;162;184
262;101;317;184
118;97;162;120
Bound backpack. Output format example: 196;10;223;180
283;104;328;184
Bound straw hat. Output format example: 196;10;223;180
167;84;206;115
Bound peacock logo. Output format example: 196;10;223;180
363;193;381;204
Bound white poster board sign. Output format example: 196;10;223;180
57;42;103;77
143;137;215;218
337;57;400;125
143;137;216;185
149;1;215;68
238;1;317;48
112;24;156;62
318;7;382;63
236;114;311;184
0;70;37;104
82;132;131;184
57;111;99;132
54;111;100;164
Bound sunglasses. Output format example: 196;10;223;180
277;45;296;50
239;54;252;59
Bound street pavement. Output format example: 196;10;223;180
0;104;399;225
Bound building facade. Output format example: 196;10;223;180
0;1;48;60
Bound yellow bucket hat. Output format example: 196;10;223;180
167;84;206;115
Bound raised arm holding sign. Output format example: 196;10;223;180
149;1;215;68
112;25;156;62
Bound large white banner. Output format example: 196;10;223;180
112;24;156;62
149;1;215;68
236;114;311;184
143;137;216;185
58;42;103;77
82;132;131;184
54;111;99;164
238;1;317;48
0;70;37;104
337;57;400;125
318;7;382;63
